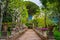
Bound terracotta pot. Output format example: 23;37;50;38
3;23;8;32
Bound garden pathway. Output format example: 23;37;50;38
17;29;41;40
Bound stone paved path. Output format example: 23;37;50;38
17;29;41;40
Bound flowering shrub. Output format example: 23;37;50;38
40;28;48;31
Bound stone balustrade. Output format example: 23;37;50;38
7;29;27;40
33;29;48;40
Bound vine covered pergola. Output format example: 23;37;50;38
0;0;60;40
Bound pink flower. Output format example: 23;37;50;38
40;28;48;31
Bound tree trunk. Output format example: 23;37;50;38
0;10;3;31
0;1;3;31
0;2;1;31
45;12;47;28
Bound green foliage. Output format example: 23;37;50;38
20;4;28;24
54;30;60;40
7;31;11;36
0;31;2;37
3;13;12;22
32;14;54;28
39;0;60;28
40;0;60;15
24;1;40;15
25;22;32;27
2;0;28;24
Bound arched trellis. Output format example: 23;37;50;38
24;0;42;7
0;0;41;29
24;1;40;15
0;0;41;37
23;1;41;29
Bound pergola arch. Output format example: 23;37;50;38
24;1;40;14
24;0;42;7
